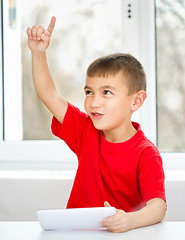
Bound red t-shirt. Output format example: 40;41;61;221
51;102;166;212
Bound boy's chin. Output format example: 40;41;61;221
92;124;109;132
93;125;103;131
92;122;104;131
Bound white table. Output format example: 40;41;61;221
0;222;185;240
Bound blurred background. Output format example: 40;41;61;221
21;0;122;140
20;0;185;151
156;0;185;152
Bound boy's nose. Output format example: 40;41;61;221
91;95;101;108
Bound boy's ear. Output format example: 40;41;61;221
131;90;147;112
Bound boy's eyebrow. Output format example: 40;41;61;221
84;85;117;91
99;85;117;91
84;85;92;90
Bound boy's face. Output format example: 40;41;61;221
84;72;136;137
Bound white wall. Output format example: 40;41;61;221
164;180;185;221
0;178;73;221
0;177;184;221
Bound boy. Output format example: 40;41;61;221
27;17;166;233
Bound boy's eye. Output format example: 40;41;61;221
85;90;92;95
104;90;112;95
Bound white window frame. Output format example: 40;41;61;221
0;0;3;141
0;0;185;172
0;0;77;170
2;0;22;141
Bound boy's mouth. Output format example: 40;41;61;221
91;112;104;119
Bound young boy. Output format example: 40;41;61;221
27;17;166;233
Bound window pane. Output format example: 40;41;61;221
21;0;121;140
156;0;185;152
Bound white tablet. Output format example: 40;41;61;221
37;207;116;230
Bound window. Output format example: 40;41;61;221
7;0;122;141
0;0;185;171
156;0;185;152
0;0;122;167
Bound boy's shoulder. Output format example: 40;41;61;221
138;138;162;168
141;137;160;155
134;123;161;157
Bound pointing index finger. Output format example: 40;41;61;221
47;16;56;34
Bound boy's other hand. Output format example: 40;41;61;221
27;16;56;53
101;201;132;233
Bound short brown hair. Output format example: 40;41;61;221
86;53;146;95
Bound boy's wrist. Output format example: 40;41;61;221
31;51;47;63
126;212;135;230
126;211;144;230
31;51;47;57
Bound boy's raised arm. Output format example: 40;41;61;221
27;17;67;124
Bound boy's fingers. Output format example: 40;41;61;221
104;201;111;207
27;17;56;41
27;27;32;38
100;220;106;227
104;213;120;223
41;33;45;41
101;219;123;233
107;225;123;233
31;25;38;39
41;33;50;42
46;16;56;36
37;26;45;40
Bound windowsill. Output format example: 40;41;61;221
165;170;185;181
0;170;76;180
0;170;185;181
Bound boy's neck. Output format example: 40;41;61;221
102;122;137;143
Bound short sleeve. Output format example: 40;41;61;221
51;102;88;154
138;146;166;204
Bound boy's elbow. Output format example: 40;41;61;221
159;200;167;222
146;198;167;223
34;88;43;100
151;198;167;222
36;91;42;100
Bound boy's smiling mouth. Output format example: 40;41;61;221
91;112;104;119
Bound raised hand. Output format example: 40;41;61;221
27;16;56;53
